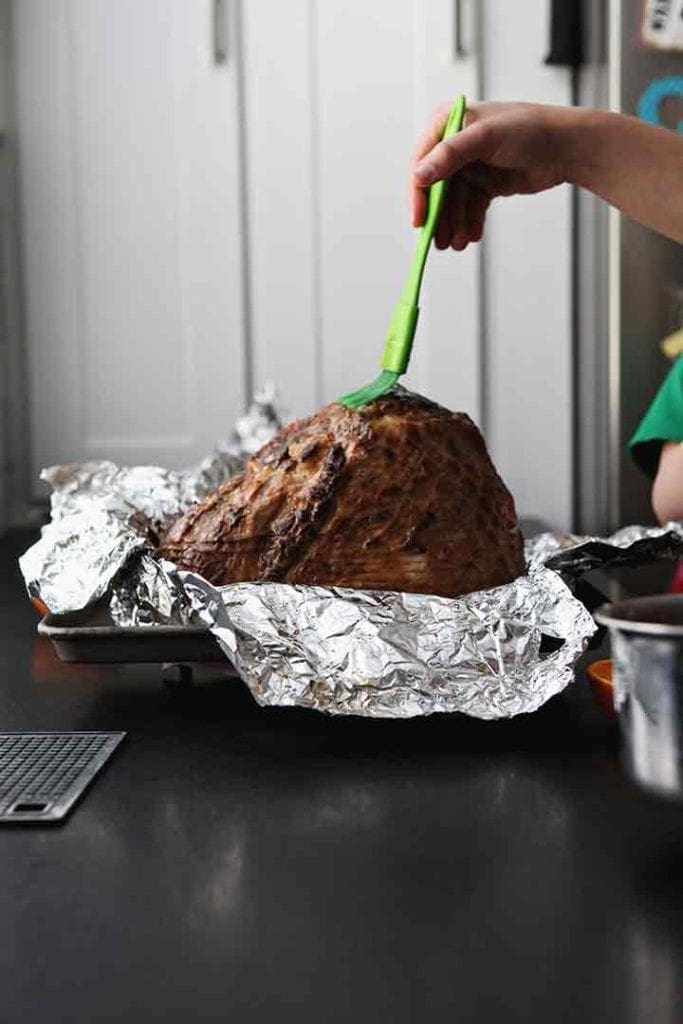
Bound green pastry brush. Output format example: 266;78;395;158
340;94;467;410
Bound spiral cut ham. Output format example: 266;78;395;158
159;389;525;598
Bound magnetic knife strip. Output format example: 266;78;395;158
0;732;125;823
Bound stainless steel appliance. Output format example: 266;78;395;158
578;0;683;534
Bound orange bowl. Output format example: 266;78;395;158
31;597;50;617
586;659;616;720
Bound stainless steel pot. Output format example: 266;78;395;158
595;595;683;800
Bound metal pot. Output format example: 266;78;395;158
595;595;683;800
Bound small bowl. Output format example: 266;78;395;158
586;659;615;720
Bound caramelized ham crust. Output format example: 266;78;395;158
159;390;525;598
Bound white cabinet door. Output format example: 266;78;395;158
482;0;574;530
243;0;574;527
410;0;481;418
242;0;481;423
239;0;318;423
14;0;246;480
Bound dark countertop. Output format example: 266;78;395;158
2;531;683;1024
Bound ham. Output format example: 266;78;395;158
159;389;525;598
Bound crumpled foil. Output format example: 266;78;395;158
19;389;683;719
174;562;594;719
20;387;283;617
525;522;683;581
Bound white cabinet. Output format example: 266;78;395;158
482;0;574;531
241;0;481;422
13;0;574;528
15;0;481;478
14;0;247;476
0;136;8;530
242;0;575;529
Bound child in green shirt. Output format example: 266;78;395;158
631;358;683;525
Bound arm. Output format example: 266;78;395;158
567;108;683;244
411;102;683;249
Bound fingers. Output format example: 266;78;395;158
411;102;452;166
464;187;490;244
449;178;469;250
434;184;456;249
430;178;491;251
414;121;495;187
411;103;499;241
412;119;495;229
411;103;451;228
412;185;427;228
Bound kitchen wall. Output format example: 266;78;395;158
9;0;580;531
0;0;9;530
0;0;30;531
0;0;8;132
482;0;574;532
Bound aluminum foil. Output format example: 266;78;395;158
525;522;683;581
20;387;283;617
174;562;594;719
18;390;683;720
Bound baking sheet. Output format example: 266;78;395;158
38;608;225;666
20;386;683;718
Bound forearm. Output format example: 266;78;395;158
563;108;683;244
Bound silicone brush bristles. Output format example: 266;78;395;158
339;370;399;410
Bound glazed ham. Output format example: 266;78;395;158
159;389;525;598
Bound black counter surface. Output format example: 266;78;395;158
3;531;683;1023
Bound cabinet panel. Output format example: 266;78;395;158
315;0;417;405
410;0;480;418
482;0;573;529
14;0;246;479
14;1;82;477
242;0;480;421
315;0;481;414
244;0;572;526
241;0;319;421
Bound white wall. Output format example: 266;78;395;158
8;0;576;532
241;0;480;425
0;0;9;132
482;0;574;530
0;0;30;530
13;0;247;475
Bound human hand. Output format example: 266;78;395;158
411;101;577;249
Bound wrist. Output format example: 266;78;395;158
558;106;611;190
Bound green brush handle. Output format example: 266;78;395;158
382;94;467;375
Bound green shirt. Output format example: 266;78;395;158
630;357;683;479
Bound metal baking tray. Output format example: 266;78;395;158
38;606;226;666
